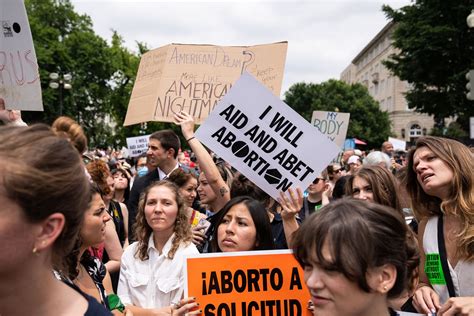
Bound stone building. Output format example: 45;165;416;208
340;22;434;145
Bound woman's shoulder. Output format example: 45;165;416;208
177;241;199;256
122;241;139;260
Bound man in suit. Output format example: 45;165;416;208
127;129;181;242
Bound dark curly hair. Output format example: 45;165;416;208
86;160;112;196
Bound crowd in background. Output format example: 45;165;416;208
0;111;472;316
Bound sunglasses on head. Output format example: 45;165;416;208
180;164;200;177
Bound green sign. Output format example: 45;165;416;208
425;253;446;285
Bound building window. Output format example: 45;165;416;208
409;124;423;137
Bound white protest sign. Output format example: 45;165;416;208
0;0;43;111
388;137;406;151
311;111;350;148
126;134;150;157
195;73;340;200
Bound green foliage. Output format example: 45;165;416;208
284;80;392;149
382;0;474;134
23;0;146;147
430;121;469;139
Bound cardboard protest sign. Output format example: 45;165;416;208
124;42;287;126
185;250;312;316
126;134;150;157
0;0;42;111
311;111;350;148
194;72;340;200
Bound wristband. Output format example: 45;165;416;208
186;136;196;142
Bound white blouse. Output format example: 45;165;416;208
117;233;199;308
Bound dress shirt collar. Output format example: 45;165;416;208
157;162;180;180
147;232;175;258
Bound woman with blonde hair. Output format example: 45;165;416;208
118;181;200;315
0;124;110;315
405;136;474;315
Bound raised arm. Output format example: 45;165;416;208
174;111;230;210
104;220;123;273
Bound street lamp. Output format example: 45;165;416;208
466;10;474;100
49;72;72;116
467;10;474;28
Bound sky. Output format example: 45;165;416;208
70;0;411;95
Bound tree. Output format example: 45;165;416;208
284;80;392;149
382;1;474;135
24;0;141;147
105;36;185;148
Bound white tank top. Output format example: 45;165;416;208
423;216;474;303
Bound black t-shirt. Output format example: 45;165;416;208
298;197;323;221
271;212;301;249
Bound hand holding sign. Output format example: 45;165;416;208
278;187;303;221
191;225;207;247
174;111;196;141
174;110;231;212
169;297;201;315
0;98;26;126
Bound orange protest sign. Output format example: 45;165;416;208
185;250;311;316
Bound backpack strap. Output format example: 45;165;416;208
437;215;457;298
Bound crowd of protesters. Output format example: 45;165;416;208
0;108;473;316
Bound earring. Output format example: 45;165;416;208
32;247;40;256
383;286;387;291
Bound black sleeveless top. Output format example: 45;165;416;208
108;200;126;246
62;278;112;315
